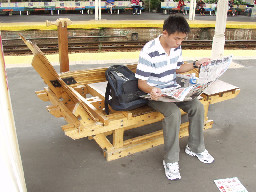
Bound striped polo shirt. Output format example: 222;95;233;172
135;35;184;89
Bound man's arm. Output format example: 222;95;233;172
176;58;210;74
138;79;162;101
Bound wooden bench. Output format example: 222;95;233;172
22;37;240;161
85;1;143;15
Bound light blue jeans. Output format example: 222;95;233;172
148;99;205;163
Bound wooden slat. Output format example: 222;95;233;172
106;120;213;161
35;89;49;102
93;134;113;151
203;80;239;96
113;128;124;148
58;21;69;73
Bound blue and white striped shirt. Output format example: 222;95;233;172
135;36;184;89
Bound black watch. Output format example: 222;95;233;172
193;60;199;68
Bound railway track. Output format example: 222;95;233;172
3;38;256;55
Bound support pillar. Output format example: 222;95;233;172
0;33;27;192
211;0;229;59
95;0;102;20
189;0;196;20
46;18;72;73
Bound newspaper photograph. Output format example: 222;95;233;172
142;55;232;102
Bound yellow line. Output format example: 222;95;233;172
1;20;255;31
4;50;256;67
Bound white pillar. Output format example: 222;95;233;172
211;0;229;59
94;0;101;20
95;0;99;20
189;0;196;20
0;34;27;192
99;0;102;20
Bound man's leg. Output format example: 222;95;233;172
176;99;205;153
148;100;181;163
132;6;136;14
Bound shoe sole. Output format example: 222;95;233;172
185;148;214;164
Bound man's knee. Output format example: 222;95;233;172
164;106;181;118
149;101;181;118
190;100;204;115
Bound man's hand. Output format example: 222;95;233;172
196;58;211;68
150;87;162;101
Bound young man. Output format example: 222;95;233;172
135;15;214;180
131;0;141;15
106;0;116;14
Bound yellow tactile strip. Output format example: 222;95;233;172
1;19;255;31
4;50;255;68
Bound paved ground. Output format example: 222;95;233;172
0;12;255;23
7;58;256;192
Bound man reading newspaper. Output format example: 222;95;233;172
159;55;232;102
135;15;214;181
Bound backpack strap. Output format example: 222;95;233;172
105;82;111;115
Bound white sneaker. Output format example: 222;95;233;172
163;160;181;180
185;145;214;164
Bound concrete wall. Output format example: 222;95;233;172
1;27;255;46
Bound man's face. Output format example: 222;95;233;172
163;31;187;48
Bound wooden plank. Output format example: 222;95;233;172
47;105;62;118
35;89;49;101
47;88;79;125
31;55;63;98
206;89;240;104
93;134;113;150
87;81;107;99
203;80;239;96
113;128;124;148
105;120;213;161
59;64;138;85
58;21;69;73
63;110;163;139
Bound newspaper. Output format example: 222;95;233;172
214;177;248;192
142;56;232;102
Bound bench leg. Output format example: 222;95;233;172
113;128;124;148
101;120;213;161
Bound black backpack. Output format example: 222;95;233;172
104;65;148;115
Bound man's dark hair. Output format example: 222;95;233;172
163;15;190;35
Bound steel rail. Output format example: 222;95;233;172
3;40;256;55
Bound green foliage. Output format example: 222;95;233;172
151;0;161;11
144;0;161;11
204;0;217;3
233;0;247;5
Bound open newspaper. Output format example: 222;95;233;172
142;55;232;102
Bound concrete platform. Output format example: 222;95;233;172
4;49;256;69
2;11;256;191
0;13;256;31
7;58;256;192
